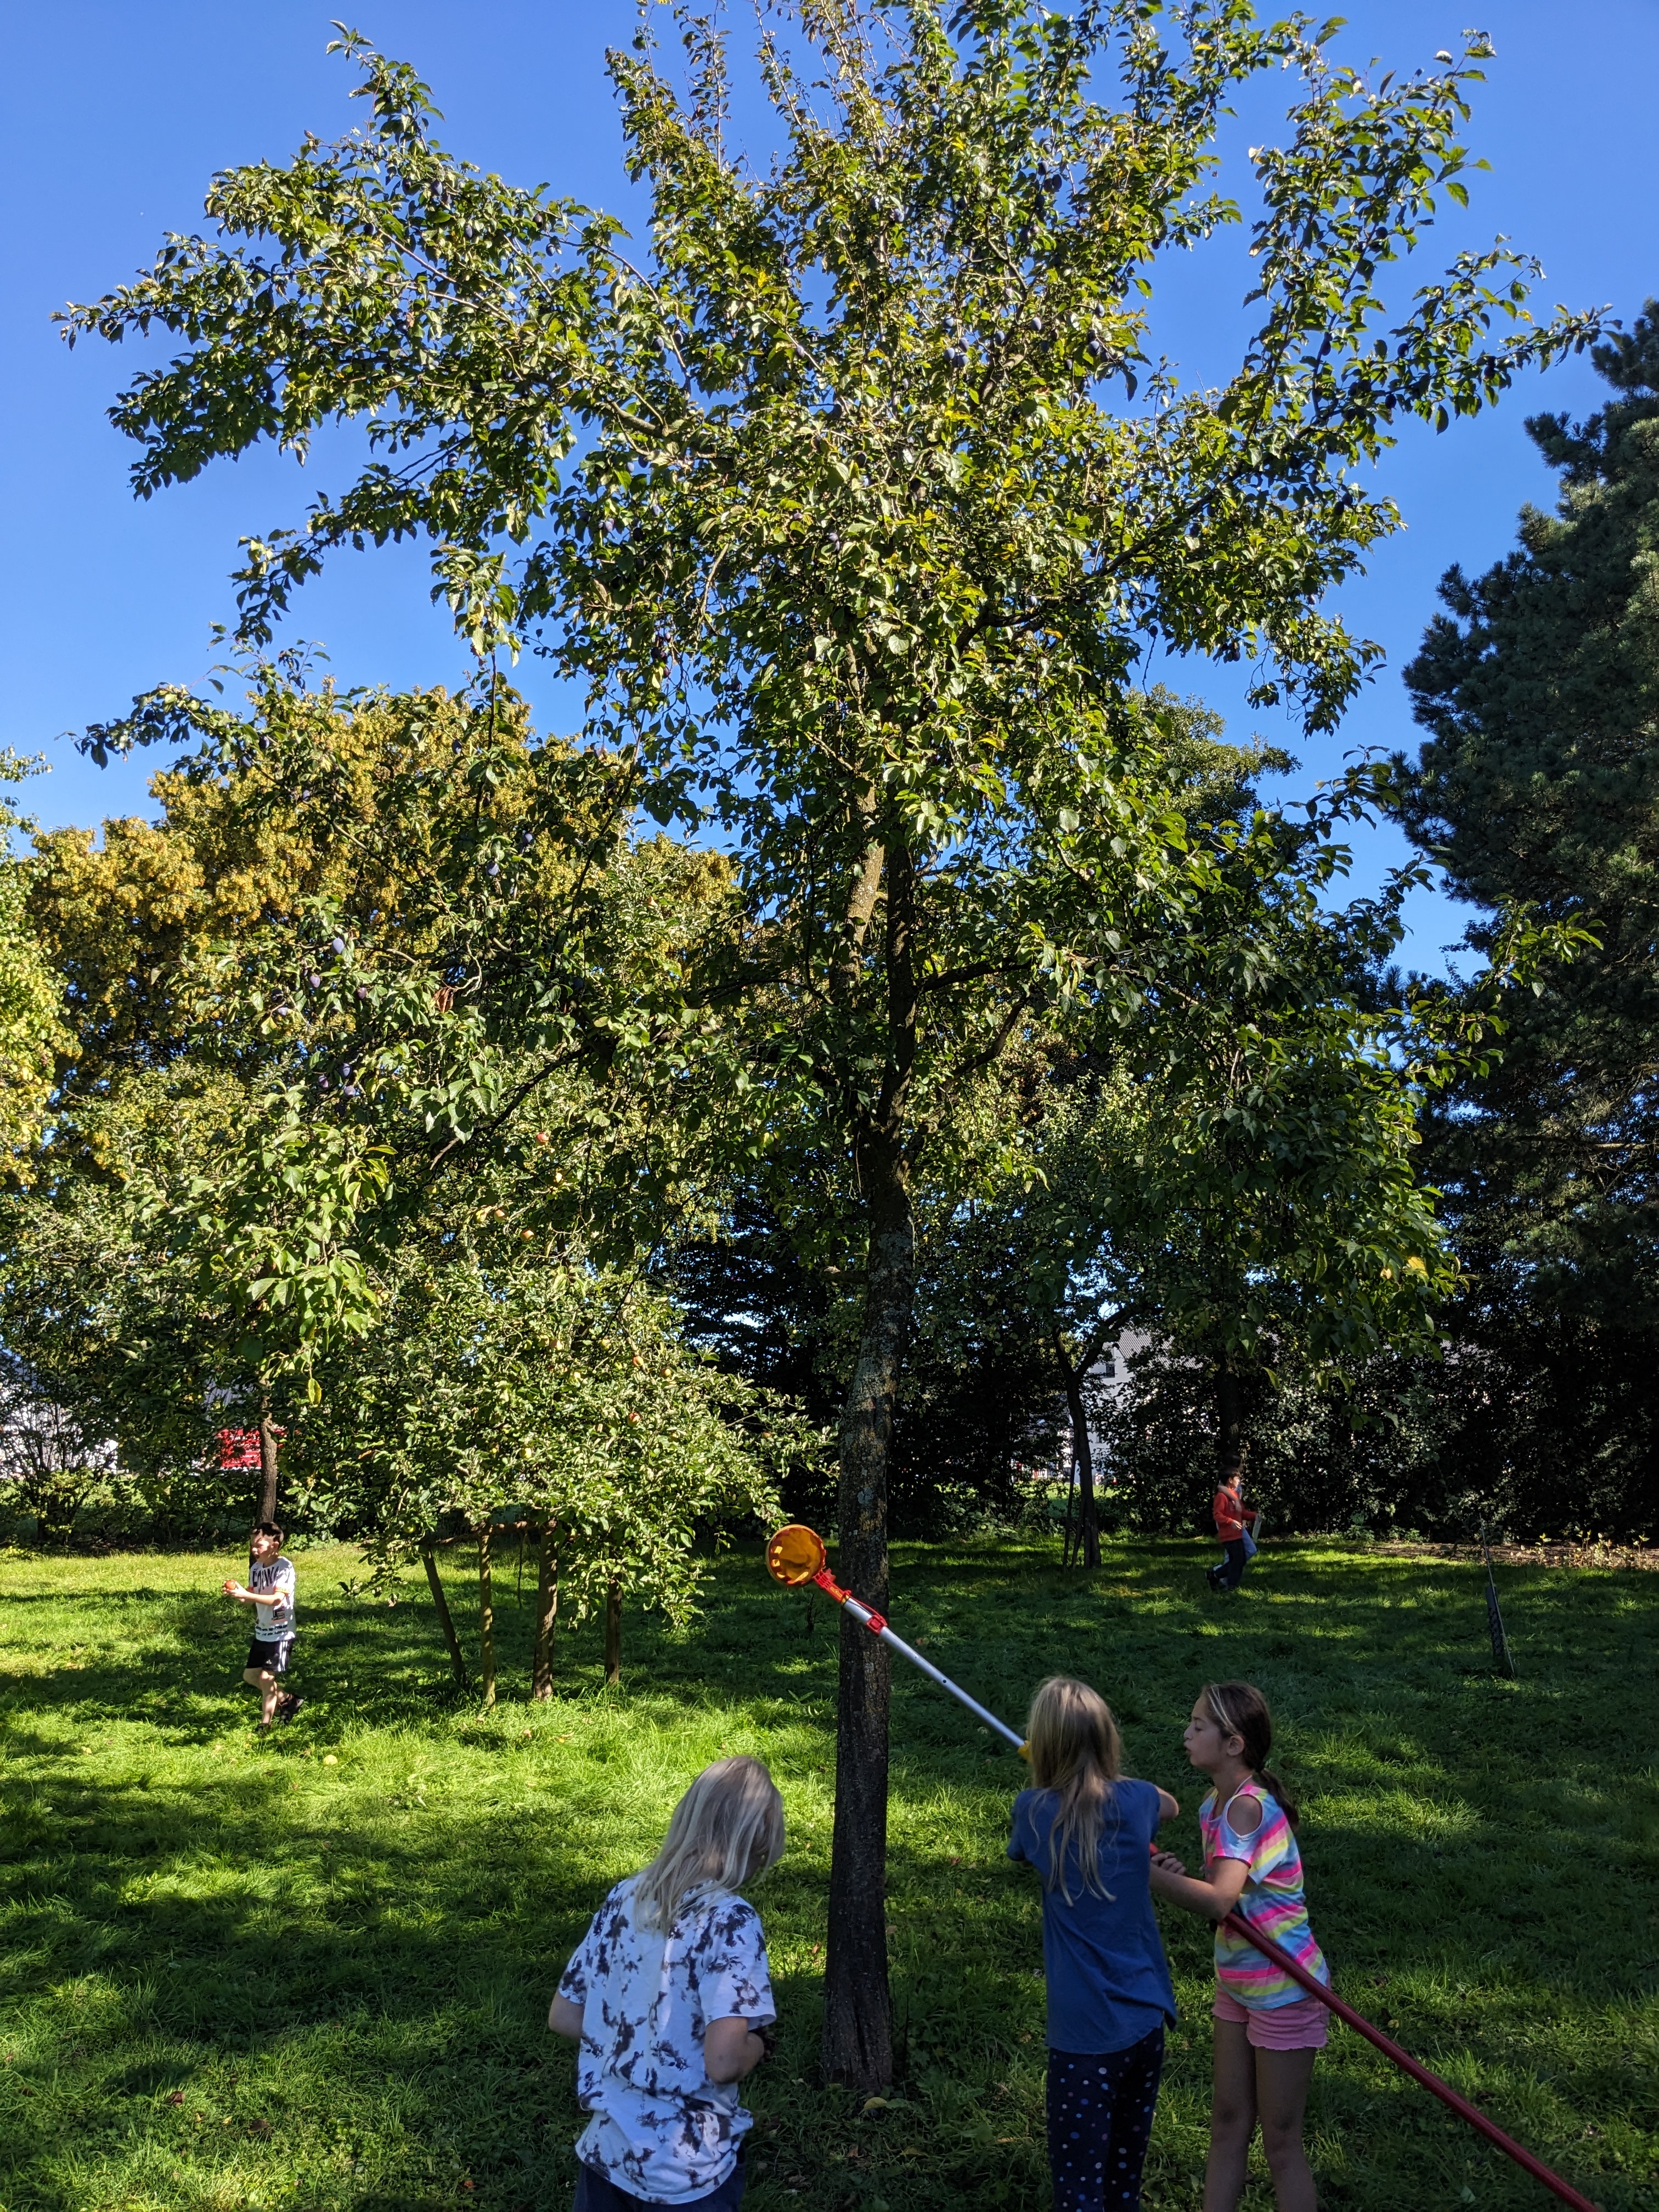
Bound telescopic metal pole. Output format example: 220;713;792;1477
770;1526;1605;2212
833;1584;1026;1752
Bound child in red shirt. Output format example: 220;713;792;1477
1207;1461;1258;1592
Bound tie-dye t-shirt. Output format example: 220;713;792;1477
557;1877;775;2202
1200;1781;1329;2010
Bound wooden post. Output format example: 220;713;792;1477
421;1544;469;1686
478;1521;496;1709
1053;1335;1099;1569
532;1517;558;1701
1059;1442;1078;1567
257;1387;280;1525
604;1576;621;1686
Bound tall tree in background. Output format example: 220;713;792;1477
1397;303;1659;1530
63;5;1596;2083
8;674;744;1532
0;755;69;1166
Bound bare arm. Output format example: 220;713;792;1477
548;1994;584;2039
703;2015;772;2084
222;1582;282;1609
1149;1853;1250;1922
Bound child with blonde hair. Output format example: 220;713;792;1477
551;1756;784;2208
1150;1681;1329;2212
1008;1677;1181;2210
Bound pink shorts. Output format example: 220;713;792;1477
1212;1989;1328;2050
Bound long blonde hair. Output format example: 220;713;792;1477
1025;1676;1121;1901
633;1756;786;1932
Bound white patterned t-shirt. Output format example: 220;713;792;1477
557;1877;775;2203
248;1555;296;1638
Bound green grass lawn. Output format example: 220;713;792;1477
0;1533;1653;2212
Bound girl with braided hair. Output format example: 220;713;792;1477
1149;1681;1328;2211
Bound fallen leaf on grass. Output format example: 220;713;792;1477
166;2091;184;2106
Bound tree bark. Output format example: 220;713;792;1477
532;1517;558;1700
478;1521;496;1709
604;1576;622;1685
257;1388;280;1525
822;1132;916;2090
820;828;919;2091
1053;1335;1101;1570
422;1543;469;1686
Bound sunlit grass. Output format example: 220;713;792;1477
0;1534;1653;2209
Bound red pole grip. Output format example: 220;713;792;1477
811;1567;887;1632
1221;1913;1602;2212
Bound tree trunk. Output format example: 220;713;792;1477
1216;1349;1244;1470
822;1131;916;2092
604;1576;622;1686
532;1517;558;1700
257;1389;280;1524
422;1544;470;1686
1053;1335;1101;1570
478;1521;496;1709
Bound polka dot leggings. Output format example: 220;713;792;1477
1046;2026;1165;2210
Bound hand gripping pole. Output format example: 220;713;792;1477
763;1523;1605;2212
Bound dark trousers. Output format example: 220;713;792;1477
1209;1539;1250;1592
574;2158;745;2211
1046;2026;1165;2210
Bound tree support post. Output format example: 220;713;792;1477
257;1386;280;1525
604;1576;622;1686
1053;1333;1101;1570
478;1520;496;1709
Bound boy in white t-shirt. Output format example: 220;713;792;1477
222;1521;303;1729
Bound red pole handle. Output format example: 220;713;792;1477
812;1565;887;1631
1221;1912;1602;2212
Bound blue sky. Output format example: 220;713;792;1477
4;2;1656;968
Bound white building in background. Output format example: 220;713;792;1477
1059;1328;1155;1485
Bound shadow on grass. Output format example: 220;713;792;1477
0;1537;1651;2209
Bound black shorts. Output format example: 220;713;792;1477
245;1635;295;1678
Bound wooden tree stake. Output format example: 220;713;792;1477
604;1576;621;1686
478;1520;496;1709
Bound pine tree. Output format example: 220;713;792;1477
1400;303;1659;1325
1396;304;1659;1534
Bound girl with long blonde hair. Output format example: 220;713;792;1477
1009;1677;1181;2210
551;1755;785;2209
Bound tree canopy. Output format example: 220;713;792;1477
59;2;1598;2085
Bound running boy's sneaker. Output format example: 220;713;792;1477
276;1694;306;1724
